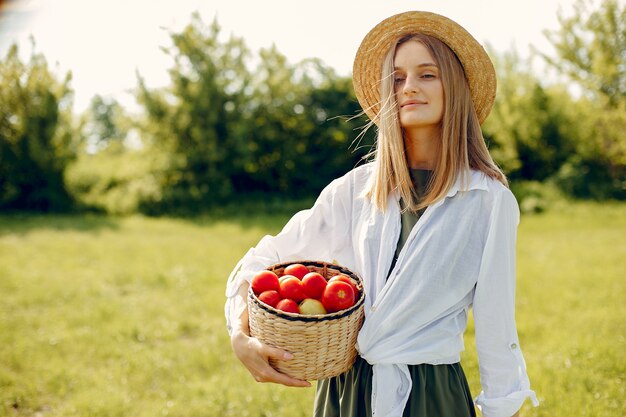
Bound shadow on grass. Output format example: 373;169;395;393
0;211;121;235
0;197;316;235
171;197;316;230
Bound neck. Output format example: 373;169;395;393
403;127;439;169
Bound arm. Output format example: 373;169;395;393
472;189;538;417
224;172;353;306
224;172;353;386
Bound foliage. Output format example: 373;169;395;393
552;98;626;199
135;14;251;213
134;14;373;214
81;95;130;152
483;50;581;210
508;180;566;214
539;0;626;199
1;202;625;416
1;2;624;214
484;50;577;182
540;0;625;108
230;51;372;197
65;144;165;214
0;44;77;211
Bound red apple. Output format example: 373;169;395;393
322;281;356;313
329;274;359;299
299;298;327;315
251;270;280;295
279;276;306;303
257;290;281;308
283;263;309;280
276;298;299;314
302;272;327;299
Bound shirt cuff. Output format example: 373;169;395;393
475;388;539;417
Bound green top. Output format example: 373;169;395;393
388;168;432;276
398;168;431;248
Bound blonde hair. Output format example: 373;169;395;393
362;34;507;212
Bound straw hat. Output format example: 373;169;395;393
353;11;496;125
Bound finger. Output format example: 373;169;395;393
259;345;311;387
250;358;311;388
241;338;311;387
263;344;294;362
256;365;312;388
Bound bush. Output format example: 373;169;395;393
0;44;77;211
509;180;566;214
65;146;164;215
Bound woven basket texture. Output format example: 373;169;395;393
248;260;365;381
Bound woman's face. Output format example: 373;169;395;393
393;40;444;132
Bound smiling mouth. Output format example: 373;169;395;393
401;101;426;108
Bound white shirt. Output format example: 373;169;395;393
225;163;538;417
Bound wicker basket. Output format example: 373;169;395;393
247;260;365;381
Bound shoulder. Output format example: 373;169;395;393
323;161;373;196
476;172;520;226
470;170;516;200
351;162;375;189
346;161;374;183
463;170;519;221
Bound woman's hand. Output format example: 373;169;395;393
231;330;311;387
228;281;310;388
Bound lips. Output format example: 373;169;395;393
401;100;426;108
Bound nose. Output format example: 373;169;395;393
403;75;419;95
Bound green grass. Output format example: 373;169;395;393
0;201;624;416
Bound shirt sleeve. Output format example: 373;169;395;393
472;188;539;417
224;172;353;335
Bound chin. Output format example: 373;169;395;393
400;119;437;129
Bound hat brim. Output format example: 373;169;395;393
352;11;496;125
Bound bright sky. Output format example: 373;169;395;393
0;0;576;112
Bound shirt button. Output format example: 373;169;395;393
510;343;518;349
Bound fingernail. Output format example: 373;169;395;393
283;352;293;360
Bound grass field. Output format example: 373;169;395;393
0;201;624;417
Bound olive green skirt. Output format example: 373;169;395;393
313;356;476;417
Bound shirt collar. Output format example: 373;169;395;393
445;169;490;198
389;169;490;206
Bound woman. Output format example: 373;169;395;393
225;11;538;417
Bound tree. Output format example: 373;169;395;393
229;44;309;194
483;49;576;182
0;43;76;211
136;13;250;212
227;46;373;198
83;95;129;152
300;65;375;193
540;0;625;198
540;0;625;108
229;47;365;195
135;13;373;213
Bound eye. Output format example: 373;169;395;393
393;71;405;82
421;73;437;79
